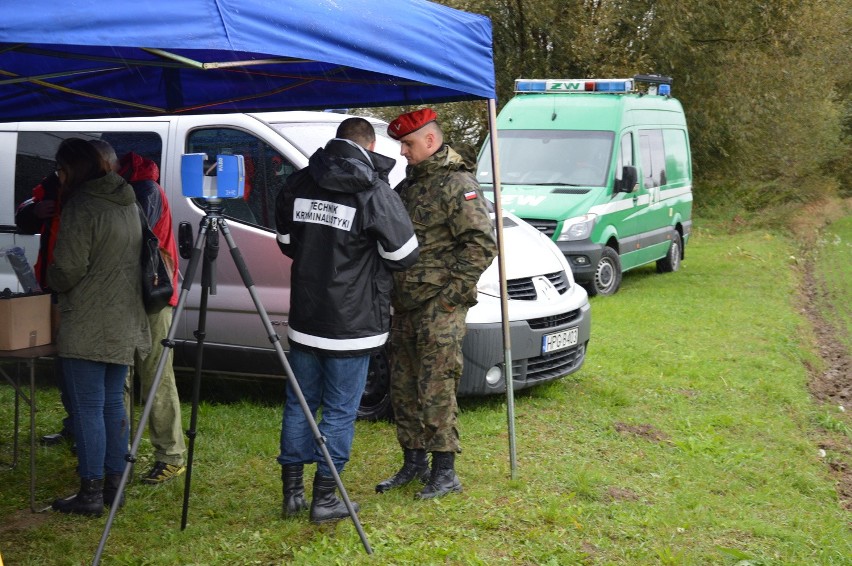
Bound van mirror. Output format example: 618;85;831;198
616;166;638;194
178;221;194;259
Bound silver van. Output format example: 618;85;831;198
0;112;591;419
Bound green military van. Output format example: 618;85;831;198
477;75;693;296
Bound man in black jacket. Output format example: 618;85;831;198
274;117;419;523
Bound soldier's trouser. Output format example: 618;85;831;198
128;307;186;466
390;298;467;453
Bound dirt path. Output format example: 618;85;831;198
792;199;852;510
801;265;852;510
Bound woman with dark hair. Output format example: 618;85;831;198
47;138;151;516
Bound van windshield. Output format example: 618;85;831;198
476;130;614;187
270;122;340;157
269;120;407;186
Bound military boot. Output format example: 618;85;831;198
309;472;359;524
282;464;309;517
416;451;462;500
375;448;430;493
52;478;105;516
103;474;125;508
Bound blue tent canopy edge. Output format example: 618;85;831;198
0;0;496;121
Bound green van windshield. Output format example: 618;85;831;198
477;130;614;187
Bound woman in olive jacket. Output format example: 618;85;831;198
47;138;151;516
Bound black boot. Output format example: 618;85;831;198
103;474;125;508
281;465;308;517
416;452;462;500
52;478;105;516
375;448;430;493
309;472;359;524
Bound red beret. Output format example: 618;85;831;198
387;108;437;140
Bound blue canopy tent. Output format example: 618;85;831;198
0;0;494;119
0;0;517;560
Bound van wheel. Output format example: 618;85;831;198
588;247;622;296
656;231;682;273
357;349;393;421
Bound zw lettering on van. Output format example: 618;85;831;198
501;194;547;207
547;82;585;92
293;198;356;231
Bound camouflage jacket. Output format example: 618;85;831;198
392;145;496;313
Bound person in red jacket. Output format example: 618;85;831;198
15;172;74;449
15;172;61;289
91;140;187;486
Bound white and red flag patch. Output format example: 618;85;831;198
464;190;478;201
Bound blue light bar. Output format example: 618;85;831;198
514;78;634;94
514;80;548;92
594;81;632;92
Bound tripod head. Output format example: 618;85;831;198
198;197;225;217
176;200;231;294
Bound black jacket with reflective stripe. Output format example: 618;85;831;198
275;139;418;356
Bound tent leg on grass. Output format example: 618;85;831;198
486;98;517;478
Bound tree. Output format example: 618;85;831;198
361;0;850;208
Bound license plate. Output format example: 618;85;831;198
542;327;578;354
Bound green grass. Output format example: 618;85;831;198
1;217;851;565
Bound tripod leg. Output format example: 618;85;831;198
218;221;372;555
180;239;213;530
93;217;211;566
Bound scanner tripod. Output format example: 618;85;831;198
93;200;371;565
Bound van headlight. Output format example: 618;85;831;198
476;277;501;298
485;365;503;386
557;214;597;242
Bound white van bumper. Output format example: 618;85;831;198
459;300;591;396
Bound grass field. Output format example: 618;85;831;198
1;216;850;565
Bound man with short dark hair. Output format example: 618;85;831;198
274;117;418;523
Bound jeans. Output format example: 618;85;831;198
61;357;129;480
277;348;369;477
55;357;74;435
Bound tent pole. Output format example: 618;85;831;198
487;98;517;478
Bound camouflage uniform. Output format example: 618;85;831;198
391;144;496;453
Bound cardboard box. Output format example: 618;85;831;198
0;293;52;350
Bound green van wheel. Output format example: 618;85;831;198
588;247;622;296
656;231;682;273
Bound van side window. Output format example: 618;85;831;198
187;128;294;230
14;131;163;212
615;133;633;182
638;129;665;188
662;129;691;185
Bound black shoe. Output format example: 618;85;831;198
282;465;309;517
416;452;462;500
103;474;125;508
375;449;430;493
310;473;359;524
41;429;73;446
52;478;104;516
141;461;186;485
